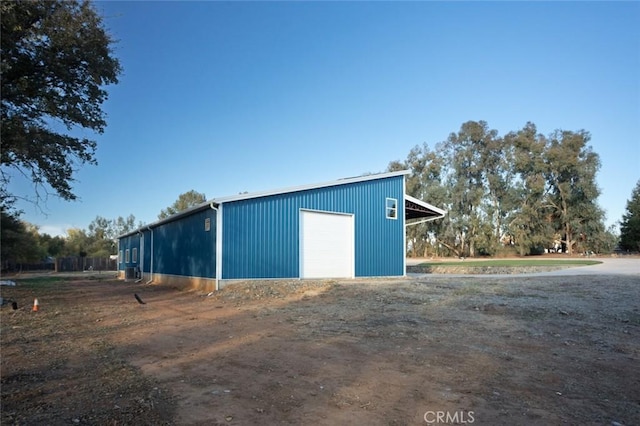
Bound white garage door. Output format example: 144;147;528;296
300;210;354;279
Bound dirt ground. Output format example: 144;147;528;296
1;271;639;425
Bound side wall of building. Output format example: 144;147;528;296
118;208;217;288
118;233;141;278
221;175;405;279
150;208;217;279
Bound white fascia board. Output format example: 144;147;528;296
118;171;411;239
211;170;411;204
117;201;219;239
405;194;447;217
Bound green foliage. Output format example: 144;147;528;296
543;129;602;255
620;180;640;252
158;190;207;220
59;228;88;257
0;209;142;268
0;0;122;204
11;275;66;286
589;224;619;255
65;214;141;257
506;123;553;255
1;208;46;266
392;143;449;257
391;120;610;257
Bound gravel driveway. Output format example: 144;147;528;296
407;257;640;278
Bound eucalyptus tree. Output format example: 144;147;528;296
620;180;640;252
508;124;604;255
393;120;607;257
507;123;555;255
480;126;517;250
389;143;448;257
440;121;505;257
544;129;601;255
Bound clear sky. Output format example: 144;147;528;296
8;1;640;236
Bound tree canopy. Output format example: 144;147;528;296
619;180;640;252
1;207;43;267
390;120;613;257
0;209;141;270
1;0;121;205
158;190;207;220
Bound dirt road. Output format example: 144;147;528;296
1;270;639;425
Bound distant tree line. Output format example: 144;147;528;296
389;120;627;257
0;211;141;271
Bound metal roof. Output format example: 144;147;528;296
118;170;411;238
211;170;411;203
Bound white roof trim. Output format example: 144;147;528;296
405;194;447;217
212;170;411;204
118;170;411;238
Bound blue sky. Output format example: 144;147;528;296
9;1;640;236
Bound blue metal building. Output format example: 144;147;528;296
117;170;444;290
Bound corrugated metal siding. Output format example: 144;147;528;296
222;176;404;279
151;209;216;278
142;231;152;273
118;234;140;270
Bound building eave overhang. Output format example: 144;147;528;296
404;194;447;222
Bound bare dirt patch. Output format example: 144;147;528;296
2;274;639;425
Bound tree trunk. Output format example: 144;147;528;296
564;224;572;255
437;239;461;258
558;183;573;255
469;225;476;257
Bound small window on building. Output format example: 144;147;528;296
125;249;130;263
386;198;398;220
205;217;211;232
132;248;138;263
119;250;123;263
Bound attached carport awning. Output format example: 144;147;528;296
405;194;446;225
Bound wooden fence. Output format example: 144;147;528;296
55;257;117;272
2;257;117;273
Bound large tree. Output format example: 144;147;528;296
0;208;45;269
158;190;207;220
544;129;602;255
393;120;609;257
84;214;141;256
1;0;121;205
441;121;505;257
619;180;640;252
507;123;556;255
